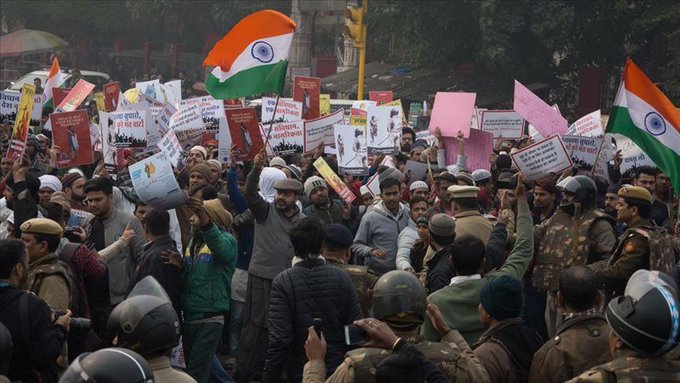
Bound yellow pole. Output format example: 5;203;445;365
357;0;368;100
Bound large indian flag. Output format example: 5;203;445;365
204;10;297;100
43;57;64;108
606;58;680;191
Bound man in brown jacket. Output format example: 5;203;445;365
529;266;609;383
448;185;493;246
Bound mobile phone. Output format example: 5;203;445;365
312;317;323;338
344;324;368;346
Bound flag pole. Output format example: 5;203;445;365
589;136;608;178
262;94;280;159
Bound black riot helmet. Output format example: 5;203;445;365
605;269;680;355
557;175;598;214
59;348;154;383
372;271;426;325
0;321;12;375
107;276;180;356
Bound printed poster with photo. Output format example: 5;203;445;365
0;91;45;127
51;110;93;168
225;108;263;161
293;76;320;120
303;109;345;154
129;152;186;210
366;104;402;155
261;120;304;156
170;104;205;152
56;79;95;112
334;123;368;176
109;110;148;148
104;82;121;112
5;84;36;160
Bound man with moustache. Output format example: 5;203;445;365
236;150;305;382
61;172;92;226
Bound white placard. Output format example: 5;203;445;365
129;152;186;210
480;110;524;140
510;135;573;180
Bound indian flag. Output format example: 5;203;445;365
204;10;296;100
607;58;680;190
43;57;64;109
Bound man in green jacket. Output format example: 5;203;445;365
180;197;237;383
422;173;534;346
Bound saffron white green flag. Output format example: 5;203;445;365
203;10;297;100
606;58;680;191
43;57;64;109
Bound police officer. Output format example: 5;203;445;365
302;270;490;383
20;218;71;311
529;267;610;383
567;269;680;382
322;223;377;317
533;175;616;337
448;185;493;246
0;238;71;382
60;347;155;383
588;186;676;298
108;276;195;383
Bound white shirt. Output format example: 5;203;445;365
450;274;481;286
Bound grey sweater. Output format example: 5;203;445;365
351;201;409;276
83;208;145;304
246;166;305;280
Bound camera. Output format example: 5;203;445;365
53;310;91;332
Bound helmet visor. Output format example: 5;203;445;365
127;276;171;302
60;353;88;382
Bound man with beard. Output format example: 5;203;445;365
531;177;558;225
0;238;71;383
61;172;92;226
237;150;305;382
633;166;669;227
603;184;624;236
302;176;356;231
82;177;145;306
425;172;457;217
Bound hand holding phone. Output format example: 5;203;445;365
344;324;369;346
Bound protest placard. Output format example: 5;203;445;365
429;92;476;138
135;79;163;102
351;100;376;117
304;109;345;154
408;102;421;128
5;84;36;160
155;102;177;135
262;120;304;156
567;109;603;137
334;123;368;176
320;94;330;116
313;157;356;204
404;160;429;183
365;172;381;197
510;135;573;180
562;135;603;173
157;129;186;170
261;96;302;125
480;110;524;140
109;110;147;148
383;99;408;126
609;133;657;180
129;152;186;210
99;111;116;175
104;82;120;112
443;128;494;170
367;104;402;155
369;91;393;105
171;104;204;151
56;79;95;112
293;76;320;119
513;80;567;138
90;121;101;152
225;108;263;160
51;110;92;168
51;87;70;109
147;107;162;147
159;80;182;106
0;91;44;128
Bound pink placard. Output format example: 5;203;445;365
443;128;494;170
513;80;567;138
429;92;476;138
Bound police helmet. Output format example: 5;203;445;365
557;175;598;211
372;271;426;323
108;276;180;356
59;348;154;383
605;269;680;355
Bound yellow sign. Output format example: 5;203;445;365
313;157;356;204
320;94;330;116
6;84;36;160
95;92;106;112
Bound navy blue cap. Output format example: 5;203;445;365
324;223;353;249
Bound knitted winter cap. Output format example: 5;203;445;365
480;275;523;321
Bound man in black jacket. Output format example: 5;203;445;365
424;214;455;294
263;217;362;383
0;238;71;383
129;208;182;318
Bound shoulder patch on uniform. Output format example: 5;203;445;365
624;241;636;252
